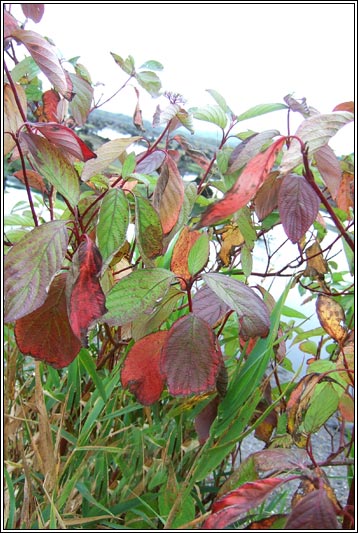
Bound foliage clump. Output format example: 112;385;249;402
4;4;354;530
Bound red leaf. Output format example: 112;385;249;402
33;122;97;161
192;284;231;327
197;137;286;228
161;314;222;396
285;489;339;529
136;150;166;174
195;396;219;444
21;4;45;23
278;174;320;243
202;477;284;529
314;145;342;200
254;171;281;220
170;226;202;289
333;101;354;114
152;155;185;234
40;89;61;122
15;273;81;368
174;135;211;171
121;331;168;405
13;169;47;194
68;235;107;345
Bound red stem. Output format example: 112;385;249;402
12;135;39;227
290;136;354;252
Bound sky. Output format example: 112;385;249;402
8;2;355;153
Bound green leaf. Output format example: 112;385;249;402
103;268;175;326
299;341;317;355
96;188;129;269
206;88;233;114
121;152;136;179
135;195;163;259
236;207;256;249
192;104;227;129
21;132;80;207
241;244;253;277
281;305;307;319
4;468;16;529
188;233;209;275
4;220;69;322
132;287;183;341
11;55;40;82
136;71;161;97
303;382;339;433
212;280;291;437
236;103;288;122
78;349;107;402
159;484;195;528
110;52;135;75
216;149;230;174
139;60;164;71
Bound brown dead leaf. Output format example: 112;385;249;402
291;467;340;510
336;172;354;218
286;373;323;445
303;241;328;278
316;294;347;343
13;169;47;194
35;362;58;491
338;392;354;423
218;224;245;266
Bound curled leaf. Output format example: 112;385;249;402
135;195;163;259
280;112;354;175
171;226;202;289
152;155;184;235
67;235;107;345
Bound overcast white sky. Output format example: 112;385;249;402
9;2;355;153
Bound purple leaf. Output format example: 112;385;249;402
161;313;222;396
192;284;231;327
278;174;320;243
202;273;270;339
